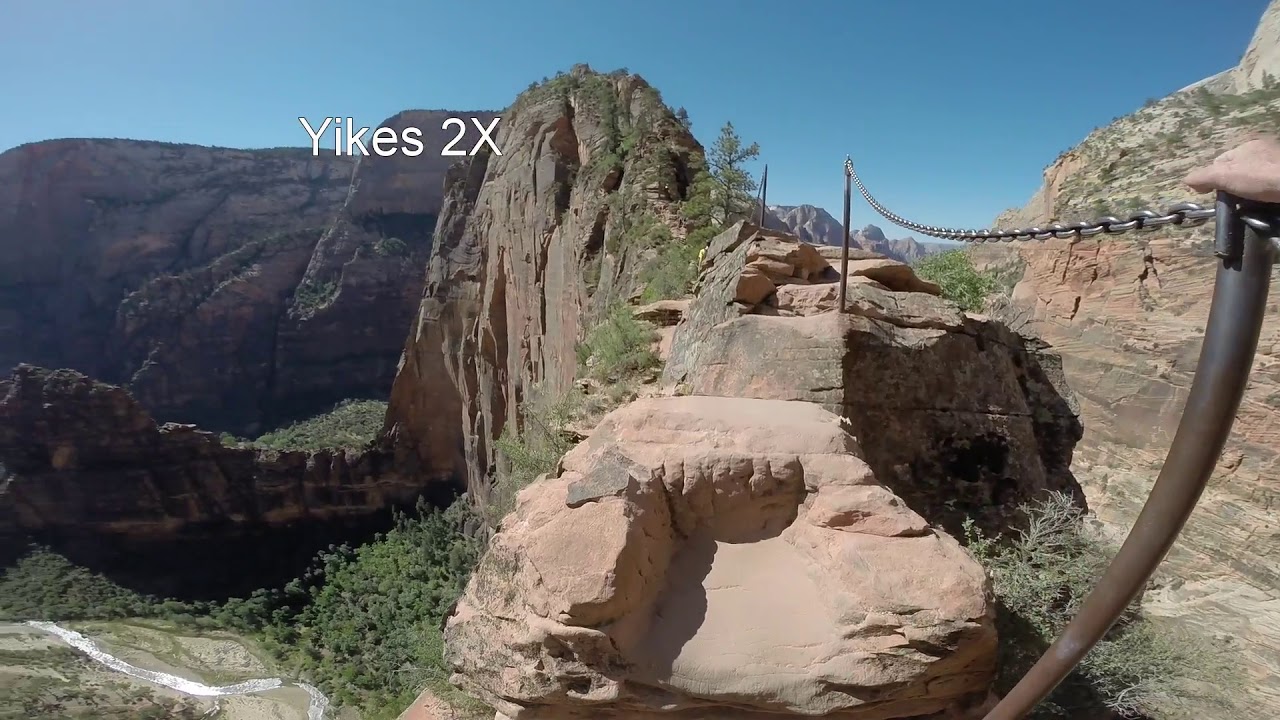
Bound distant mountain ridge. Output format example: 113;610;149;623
763;203;951;263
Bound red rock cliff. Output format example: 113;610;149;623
383;67;699;500
0;109;496;436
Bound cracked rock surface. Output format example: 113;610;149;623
664;223;1083;537
445;396;997;720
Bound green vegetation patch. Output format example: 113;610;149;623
234;399;388;452
0;550;159;622
292;278;338;315
913;249;996;312
965;493;1238;719
577;304;660;383
260;499;486;719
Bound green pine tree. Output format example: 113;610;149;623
706;122;760;224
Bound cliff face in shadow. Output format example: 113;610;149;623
0;364;455;598
0;108;496;436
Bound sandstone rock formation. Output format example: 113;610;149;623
0;109;496;436
0;364;447;597
665;223;1082;536
975;3;1280;715
384;67;699;498
764;204;947;263
445;396;997;720
1187;0;1280;95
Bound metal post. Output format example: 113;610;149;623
757;164;768;225
840;157;853;312
982;192;1277;719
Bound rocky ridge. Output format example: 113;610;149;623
765;203;948;262
383;66;701;498
977;2;1280;715
0;109;496;436
440;220;1085;718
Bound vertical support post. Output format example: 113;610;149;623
757;164;768;225
982;194;1276;720
840;157;852;312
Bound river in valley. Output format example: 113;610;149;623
15;621;331;719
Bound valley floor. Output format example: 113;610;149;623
0;620;324;720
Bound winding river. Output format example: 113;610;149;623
26;621;331;720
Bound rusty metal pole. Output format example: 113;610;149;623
983;192;1277;719
757;164;768;225
840;157;853;312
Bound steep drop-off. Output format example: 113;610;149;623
0;109;496;436
384;66;700;498
975;2;1280;715
0;364;450;598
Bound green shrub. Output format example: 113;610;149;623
577;305;659;382
913;249;997;312
292;278;338;313
250;399;387;452
490;388;580;524
964;493;1236;719
638;237;701;302
373;237;409;257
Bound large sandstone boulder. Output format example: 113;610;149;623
445;396;997;720
665;224;1083;537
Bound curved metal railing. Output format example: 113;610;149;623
836;159;1279;720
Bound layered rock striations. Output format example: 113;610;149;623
0;364;447;597
975;3;1280;715
0;109;496;436
384;67;699;497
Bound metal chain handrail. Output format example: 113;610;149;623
842;156;1222;242
833;154;1280;720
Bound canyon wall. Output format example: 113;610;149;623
0;109;495;436
0;364;451;597
977;4;1280;713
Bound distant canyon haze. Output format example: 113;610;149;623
763;203;953;263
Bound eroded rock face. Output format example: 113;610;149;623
384;68;698;498
975;234;1280;717
0;109;496;435
445;396;997;720
665;224;1082;535
0;365;448;597
973;8;1280;712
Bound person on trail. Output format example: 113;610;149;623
697;246;706;265
1185;136;1280;202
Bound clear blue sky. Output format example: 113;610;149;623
1;0;1268;233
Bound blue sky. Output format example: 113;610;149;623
0;0;1267;233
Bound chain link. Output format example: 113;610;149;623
843;156;1219;243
